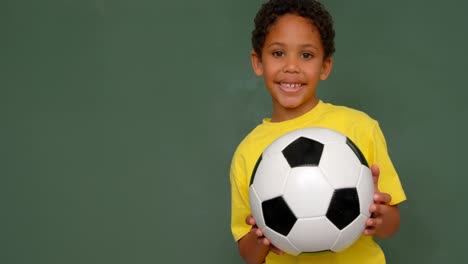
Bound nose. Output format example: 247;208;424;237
283;56;300;73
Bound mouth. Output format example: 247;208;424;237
279;82;304;93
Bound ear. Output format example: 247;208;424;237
251;50;264;76
320;56;333;80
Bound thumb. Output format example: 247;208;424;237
371;164;380;191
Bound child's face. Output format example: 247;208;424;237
251;14;332;121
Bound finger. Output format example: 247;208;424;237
270;245;284;255
363;216;381;236
363;226;376;236
371;164;380;178
366;217;383;228
371;164;380;191
368;203;379;215
246;215;256;226
250;226;264;238
261;237;270;246
255;228;264;238
374;192;392;205
255;236;265;245
369;203;389;216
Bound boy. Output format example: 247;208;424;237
229;0;406;263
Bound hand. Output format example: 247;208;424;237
246;215;284;255
364;165;392;236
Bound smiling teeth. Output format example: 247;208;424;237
281;83;302;88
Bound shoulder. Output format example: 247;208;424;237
319;102;378;129
322;102;375;120
233;124;265;159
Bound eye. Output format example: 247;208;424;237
272;51;285;57
301;52;314;59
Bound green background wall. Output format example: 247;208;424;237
2;0;467;263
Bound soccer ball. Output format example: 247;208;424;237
248;127;374;255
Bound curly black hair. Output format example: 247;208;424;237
252;0;335;60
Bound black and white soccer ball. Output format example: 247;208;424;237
248;127;374;255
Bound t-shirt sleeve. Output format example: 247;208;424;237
230;150;251;242
369;122;407;205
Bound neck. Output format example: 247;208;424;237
271;99;319;122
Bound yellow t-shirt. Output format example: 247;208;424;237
230;101;406;264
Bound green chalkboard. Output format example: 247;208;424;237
2;0;468;263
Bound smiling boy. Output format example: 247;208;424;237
229;1;406;263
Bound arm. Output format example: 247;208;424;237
238;215;283;264
364;165;401;238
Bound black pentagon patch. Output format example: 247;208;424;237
326;188;360;230
262;196;297;236
282;137;324;168
346;138;369;167
249;155;262;186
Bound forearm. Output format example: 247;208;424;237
238;232;270;264
375;204;400;238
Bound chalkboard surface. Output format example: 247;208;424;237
2;0;468;263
